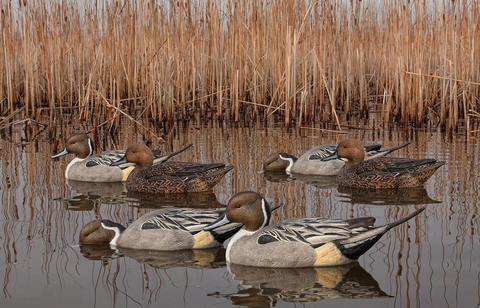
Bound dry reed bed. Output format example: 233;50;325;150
0;0;479;132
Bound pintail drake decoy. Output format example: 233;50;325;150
111;143;233;193
52;133;191;182
204;191;425;268
263;141;412;176
322;139;445;188
79;204;283;251
79;209;245;250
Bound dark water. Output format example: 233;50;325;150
1;120;479;307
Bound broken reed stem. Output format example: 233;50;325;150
405;71;480;86
85;114;120;134
301;127;347;134
96;91;165;144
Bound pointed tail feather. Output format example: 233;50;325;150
337;207;425;260
153;143;193;165
341;207;425;245
368;140;413;159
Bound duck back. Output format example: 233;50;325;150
338;156;445;188
127;161;233;193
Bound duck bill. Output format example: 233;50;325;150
204;214;231;231
321;151;340;161
110;155;129;166
51;148;68;159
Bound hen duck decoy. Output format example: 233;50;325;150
322;139;444;188
204;191;425;268
263;141;412;176
111;143;233;193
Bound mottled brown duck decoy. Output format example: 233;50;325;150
111;143;233;193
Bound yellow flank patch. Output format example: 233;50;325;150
122;166;135;181
193;231;215;249
314;242;344;267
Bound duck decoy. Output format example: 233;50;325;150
111;143;233;193
322;139;444;188
79;208;242;250
263;141;412;176
52;133;191;182
79;204;283;251
204;191;425;268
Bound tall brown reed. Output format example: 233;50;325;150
0;0;479;132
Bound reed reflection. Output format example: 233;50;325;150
263;171;338;189
292;173;339;189
126;191;226;209
215;263;390;306
2;118;480;308
337;186;441;205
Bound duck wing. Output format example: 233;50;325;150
257;217;375;248
141;209;244;243
307;144;383;161
145;162;229;180
354;157;438;176
141;209;223;234
306;145;338;160
86;149;169;169
86;150;132;169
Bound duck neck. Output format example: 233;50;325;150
100;222;124;246
348;156;364;165
136;158;154;170
279;154;297;172
244;198;271;232
77;138;95;159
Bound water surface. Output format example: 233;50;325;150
0;119;478;307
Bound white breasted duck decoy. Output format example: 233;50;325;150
204;191;425;268
79;204;283;251
263;141;412;176
52;133;191;182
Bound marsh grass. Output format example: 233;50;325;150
1;0;479;133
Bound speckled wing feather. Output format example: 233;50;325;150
352;157;438;176
307;145;337;160
86;150;164;170
127;161;232;193
141;209;221;234
144;162;228;180
308;144;383;161
257;217;375;248
86;151;133;170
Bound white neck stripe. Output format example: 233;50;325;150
87;138;94;157
101;222;121;246
260;199;269;228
